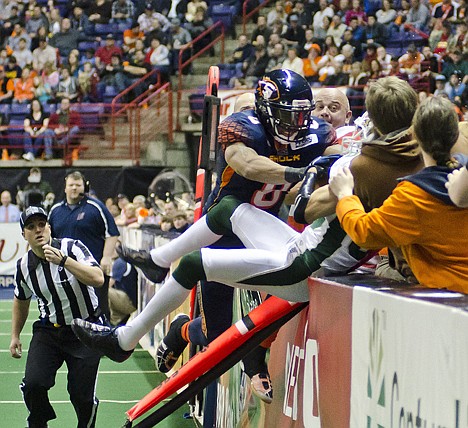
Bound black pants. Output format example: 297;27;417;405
21;321;101;428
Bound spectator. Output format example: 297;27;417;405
345;0;367;25
302;43;322;83
49;18;97;59
32;37;57;72
315;15;332;41
327;15;348;47
184;6;213;55
313;0;335;35
0;66;14;104
330;96;468;291
434;74;447;95
267;1;288;27
376;0;397;29
146;37;171;80
185;0;207;23
48;98;81;155
348;17;366;52
7;23;32;52
67;50;81;77
70;6;92;34
317;45;340;82
109;257;138;326
5;56;22;81
42;61;60;94
78;61;98;101
365;14;387;46
32;75;52;104
123;21;145;54
282;46;304;75
292;0;311;28
377;45;392;75
250;16;272;45
55;66;79;102
13;38;33;69
430;20;454;55
159;214;173;231
21;167;54;207
95;34;123;70
398;43;424;79
336;43;356;73
228;34;255;65
48;8;62;35
406;0;430;31
441;49;468;79
445;70;466;101
88;0;113;24
346;61;368;116
110;0;135;25
13;67;34;104
172;210;189;233
168;17;192;74
137;3;171;33
26;6;49;40
97;53;126;100
282;14;306;47
115;202;138;226
123;49;151;99
236;44;269;88
0;190;21;222
432;0;458;21
267;42;286;71
362;42;379;72
301;28;321;56
22;98;54;161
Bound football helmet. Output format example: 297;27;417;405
255;69;314;145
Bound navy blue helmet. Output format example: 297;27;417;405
255;69;315;145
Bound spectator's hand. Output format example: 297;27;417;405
9;337;22;359
329;167;354;200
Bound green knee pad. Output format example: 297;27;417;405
206;195;243;235
172;251;207;290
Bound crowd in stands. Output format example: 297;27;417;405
219;0;468;120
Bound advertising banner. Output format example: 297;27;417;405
0;223;29;288
351;286;468;428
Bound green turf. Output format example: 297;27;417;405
0;300;196;427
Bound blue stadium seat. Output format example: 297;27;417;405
78;41;99;52
210;4;238;39
94;23;118;36
72;103;105;134
188;93;205;121
0;104;10;116
9;103;30;120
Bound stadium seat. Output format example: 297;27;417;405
78;41;99;52
188;93;205;122
9;103;30;120
72;103;105;134
0;104;10;116
94;23;118;36
210;4;238;39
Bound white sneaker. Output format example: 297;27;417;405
22;152;35;161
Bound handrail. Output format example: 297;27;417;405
135;82;173;163
111;69;161;148
176;21;225;130
403;23;430;39
242;0;274;34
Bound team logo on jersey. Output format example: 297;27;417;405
257;78;280;101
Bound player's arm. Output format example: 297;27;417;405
225;142;306;184
303;184;338;223
10;297;30;358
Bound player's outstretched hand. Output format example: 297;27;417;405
329;167;354;200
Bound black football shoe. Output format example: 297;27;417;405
71;319;133;363
117;246;169;283
156;314;190;373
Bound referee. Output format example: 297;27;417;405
9;206;105;428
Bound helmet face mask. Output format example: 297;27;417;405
255;70;314;145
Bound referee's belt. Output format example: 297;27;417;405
40;308;103;328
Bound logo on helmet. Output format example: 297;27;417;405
258;78;280;101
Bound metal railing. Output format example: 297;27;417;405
176;21;225;130
242;0;274;34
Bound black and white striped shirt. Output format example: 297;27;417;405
15;238;101;326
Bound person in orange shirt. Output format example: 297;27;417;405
123;21;145;54
398;43;424;79
302;43;322;84
13;67;35;104
330;96;468;293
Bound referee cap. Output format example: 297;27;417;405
20;206;48;230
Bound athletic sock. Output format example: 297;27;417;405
150;216;221;268
116;278;191;351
